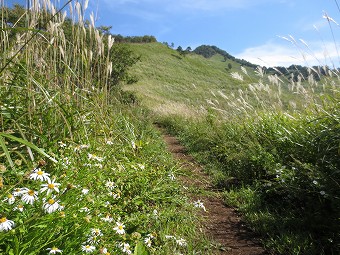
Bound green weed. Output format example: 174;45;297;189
0;1;211;254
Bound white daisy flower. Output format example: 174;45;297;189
90;228;103;237
12;187;27;197
62;157;71;166
105;180;116;190
81;245;96;253
3;194;15;204
29;168;50;182
87;235;101;245
120;242;132;254
106;140;114;145
13;204;24;212
46;247;63;254
58;141;67;148
137;164;145;170
176;238;187;247
193;200;206;211
82;188;89;195
113;221;125;235
94;163;103;169
40;179;60;195
168;172;176;180
43;197;61;214
79;207;90;213
147;233;155;239
21;189;38;205
153;209;158;218
108;191;120;199
101;214;113;223
74;144;90;152
144;236;152;247
88;153;104;162
0;217;15;232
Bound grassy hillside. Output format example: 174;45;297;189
125;42;332;121
125;42;340;255
125;42;256;117
2;2;339;253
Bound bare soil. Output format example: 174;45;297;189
161;131;269;255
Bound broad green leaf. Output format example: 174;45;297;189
134;241;149;255
0;135;14;168
0;133;57;163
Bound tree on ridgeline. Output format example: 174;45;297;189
176;46;183;56
193;45;258;69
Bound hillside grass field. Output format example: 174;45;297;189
125;42;256;117
1;1;340;254
125;42;340;255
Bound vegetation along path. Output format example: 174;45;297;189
160;129;268;255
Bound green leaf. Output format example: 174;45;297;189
134;241;149;255
33;224;48;229
0;135;14;168
0;133;57;163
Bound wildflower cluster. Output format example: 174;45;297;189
165;235;188;248
0;163;64;233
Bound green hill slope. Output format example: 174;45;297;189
125;43;340;255
125;42;253;117
125;42;337;120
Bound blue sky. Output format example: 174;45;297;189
8;0;340;67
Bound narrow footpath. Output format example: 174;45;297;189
161;131;269;255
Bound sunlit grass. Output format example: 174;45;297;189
125;19;340;255
0;1;212;254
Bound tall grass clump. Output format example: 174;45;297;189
158;44;340;253
0;1;212;254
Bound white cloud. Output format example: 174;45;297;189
235;40;340;67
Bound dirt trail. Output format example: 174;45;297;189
161;132;269;255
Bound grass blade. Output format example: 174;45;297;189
0;134;14;168
0;133;57;163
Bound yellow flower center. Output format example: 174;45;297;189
48;199;55;204
48;183;55;189
7;194;13;198
28;190;35;196
52;247;58;251
0;217;7;223
118;225;123;230
37;170;44;175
